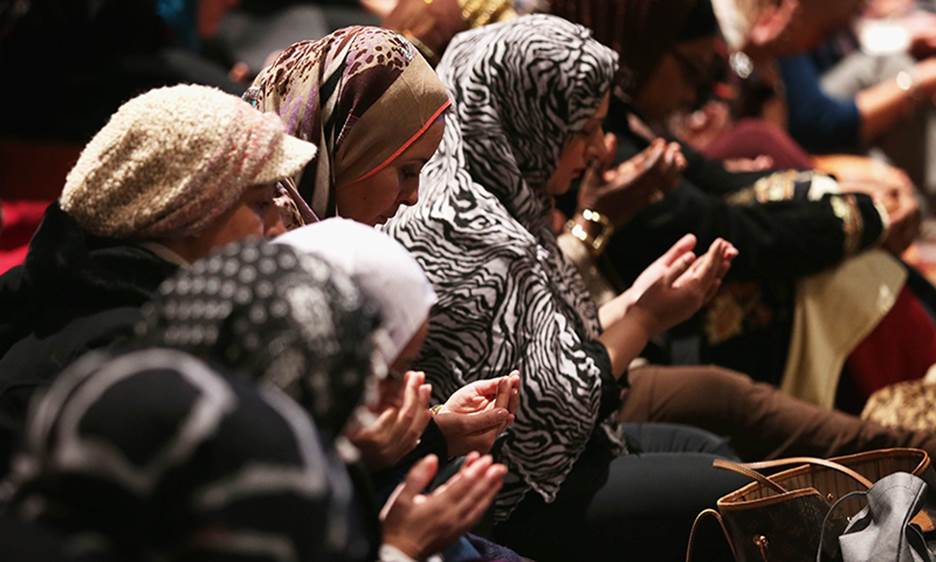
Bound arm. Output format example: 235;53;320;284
604;177;886;285
779;55;863;152
855;58;936;143
598;237;736;378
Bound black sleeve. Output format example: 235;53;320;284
605;178;884;284
678;138;773;197
584;339;625;421
595;123;883;284
369;418;449;496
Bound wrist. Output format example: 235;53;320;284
382;537;424;561
565;209;615;256
626;301;660;339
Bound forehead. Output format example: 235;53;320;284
399;120;446;160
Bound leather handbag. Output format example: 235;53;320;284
685;448;936;562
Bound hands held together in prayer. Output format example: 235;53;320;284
434;371;521;457
577;136;687;228
348;371;521;469
349;370;520;560
600;234;737;333
381;452;507;560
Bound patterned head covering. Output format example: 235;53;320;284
136;240;381;435
383;15;620;521
444;15;618;232
275;219;437;369
550;0;717;94
245;26;452;223
60;84;317;240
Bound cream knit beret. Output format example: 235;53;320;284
60;84;317;240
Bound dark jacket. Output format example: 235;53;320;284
0;203;177;468
560;103;887;384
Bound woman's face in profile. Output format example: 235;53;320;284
546;92;611;196
335;120;446;226
635;36;719;123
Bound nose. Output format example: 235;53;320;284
400;182;420;207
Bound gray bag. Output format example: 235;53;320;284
819;472;934;562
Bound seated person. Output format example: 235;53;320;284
0;85;317;468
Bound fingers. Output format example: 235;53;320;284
458;408;510;436
399;371;424;415
716;241;738;280
689;239;724;288
459;464;507;526
660;234;698;266
639;139;667;172
663;251;697;286
395;372;431;448
493;377;511;411
435;454;494;500
506;372;520;420
465;377;502;398
396;454;439;506
601;132;618;169
661;142;684;171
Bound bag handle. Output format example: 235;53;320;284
713;458;789;494
815;489;868;562
713;456;875;493
685;508;737;562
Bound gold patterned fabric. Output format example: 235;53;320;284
863;370;936;432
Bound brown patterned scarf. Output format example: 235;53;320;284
245;26;451;223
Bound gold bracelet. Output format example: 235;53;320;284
430;404;444;416
565;209;615;256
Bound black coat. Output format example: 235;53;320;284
0;203;177;469
557;103;888;385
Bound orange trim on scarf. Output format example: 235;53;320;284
352;99;452;183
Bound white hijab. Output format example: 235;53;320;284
275;219;437;367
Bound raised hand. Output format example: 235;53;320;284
346;371;432;470
381;453;507;560
627;237;738;337
576;137;686;228
434;371;521;457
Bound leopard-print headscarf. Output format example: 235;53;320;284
246;26;451;223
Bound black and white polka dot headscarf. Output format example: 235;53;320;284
137;239;381;435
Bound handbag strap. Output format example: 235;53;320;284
713;458;789;494
685;508;737;562
815;489;868;562
713;457;875;493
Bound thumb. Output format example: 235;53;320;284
601;132;618;167
461;408;510;434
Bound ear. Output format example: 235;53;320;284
748;0;799;49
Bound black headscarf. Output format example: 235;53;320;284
137;240;381;435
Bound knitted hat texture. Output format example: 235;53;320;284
61;84;317;239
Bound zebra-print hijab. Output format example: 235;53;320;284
383;15;620;521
